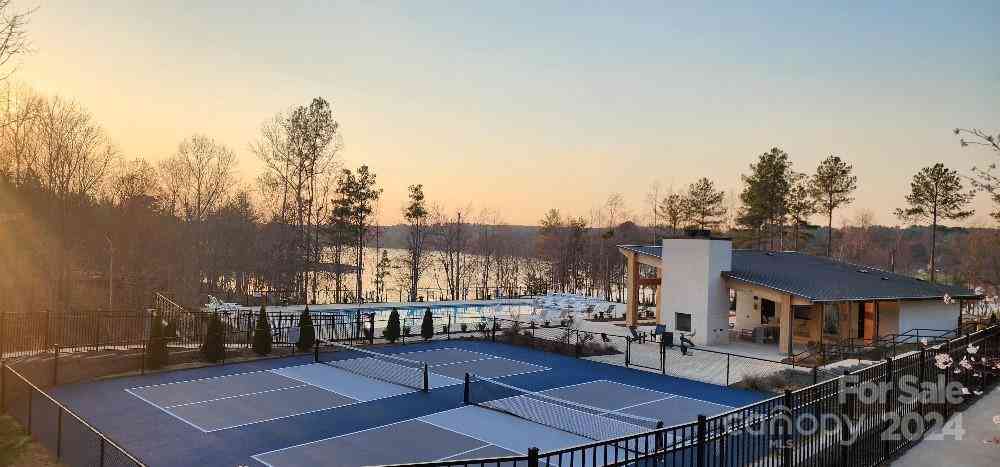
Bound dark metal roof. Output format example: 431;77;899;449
617;245;980;302
619;245;665;259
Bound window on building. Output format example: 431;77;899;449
675;313;692;332
823;303;840;335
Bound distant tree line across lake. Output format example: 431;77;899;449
1;81;998;311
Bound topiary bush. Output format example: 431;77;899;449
146;312;168;369
297;306;316;351
202;313;226;363
383;308;401;343
420;308;434;340
253;305;272;356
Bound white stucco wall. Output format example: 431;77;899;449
660;237;732;346
897;300;960;335
734;289;759;330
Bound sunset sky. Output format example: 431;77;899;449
17;1;999;226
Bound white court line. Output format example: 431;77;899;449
128;383;359;434
435;444;495;462
126;361;321;407
124;387;211;434
200;398;358;433
269;364;434;398
613;395;679;412
202;374;449;433
418;413;525;456
251;409;524;464
163;384;309;408
126;368;278;391
431;356;551;375
129;361;439;433
595;379;736;409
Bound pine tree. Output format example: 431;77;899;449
147;312;168;369
739;147;793;250
383;308;401;343
420;308;434;340
202;313;226;363
253;305;272;356
681;177;727;230
809;155;857;256
895;163;974;283
297;306;316;351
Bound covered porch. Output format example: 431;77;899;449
728;280;899;356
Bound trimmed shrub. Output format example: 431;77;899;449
146;312;168;369
383;308;401;343
253;305;272;356
202;313;226;363
420;308;434;340
297;306;316;351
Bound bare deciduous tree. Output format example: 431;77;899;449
0;1;33;83
159;135;235;222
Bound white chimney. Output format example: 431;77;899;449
659;232;732;346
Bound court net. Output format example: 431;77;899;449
318;341;429;391
465;375;663;441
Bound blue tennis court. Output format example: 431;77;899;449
49;339;766;466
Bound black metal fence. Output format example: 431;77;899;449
0;362;146;467
203;285;543;308
379;324;1000;467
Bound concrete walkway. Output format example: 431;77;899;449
891;387;1000;467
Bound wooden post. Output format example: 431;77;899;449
625;251;639;327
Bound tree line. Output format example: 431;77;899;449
1;3;998;310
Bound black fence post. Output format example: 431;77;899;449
314;342;320;363
0;360;5;413
527;447;540;467
726;353;731;386
45;309;50;349
840;369;854;464
943;340;951;420
812;366;818;385
696;414;707;467
782;390;793;467
625;338;630;367
918;347;926;420
1;310;6;358
56;407;63;459
99;437;105;467
463;373;470;404
26;385;32;434
422;363;429;392
369;313;375;345
52;345;59;386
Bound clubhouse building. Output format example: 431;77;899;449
618;231;981;355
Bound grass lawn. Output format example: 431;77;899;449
0;415;62;467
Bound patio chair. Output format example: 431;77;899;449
627;325;646;344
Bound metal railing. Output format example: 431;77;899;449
378;324;1000;467
0;362;146;467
